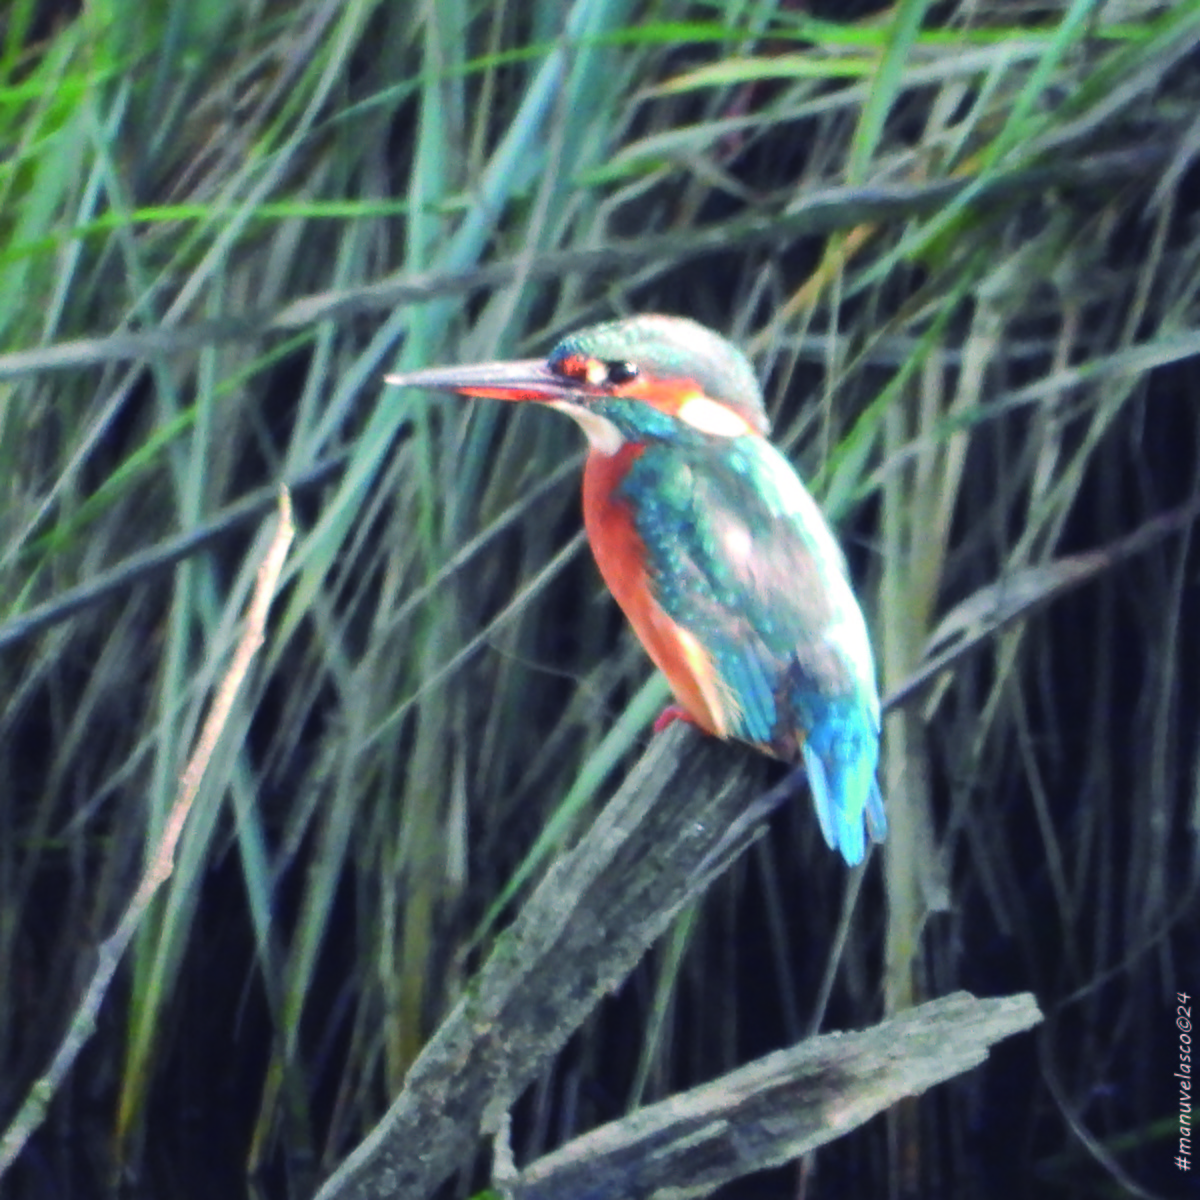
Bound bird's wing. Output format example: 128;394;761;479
621;435;885;863
622;435;884;863
621;438;868;737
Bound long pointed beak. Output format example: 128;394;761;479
385;359;577;403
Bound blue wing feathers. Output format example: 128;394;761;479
728;647;777;743
621;436;885;864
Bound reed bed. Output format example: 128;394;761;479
1;1;1197;1196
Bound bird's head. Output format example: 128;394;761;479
387;315;769;454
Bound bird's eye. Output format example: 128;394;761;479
550;352;639;387
605;360;639;385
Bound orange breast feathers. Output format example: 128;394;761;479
581;447;728;738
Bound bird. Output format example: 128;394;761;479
387;315;885;865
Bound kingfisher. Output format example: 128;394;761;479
387;315;885;864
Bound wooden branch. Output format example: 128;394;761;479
314;728;776;1200
511;991;1042;1199
312;721;1040;1200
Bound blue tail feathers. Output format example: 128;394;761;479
799;699;884;866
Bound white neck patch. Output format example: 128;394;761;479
676;395;753;438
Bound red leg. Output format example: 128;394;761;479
653;704;700;734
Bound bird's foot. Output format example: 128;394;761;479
653;704;698;734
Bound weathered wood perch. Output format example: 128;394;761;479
313;727;1041;1200
509;990;1041;1199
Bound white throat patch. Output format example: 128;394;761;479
549;400;625;455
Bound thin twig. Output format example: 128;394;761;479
0;488;294;1178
